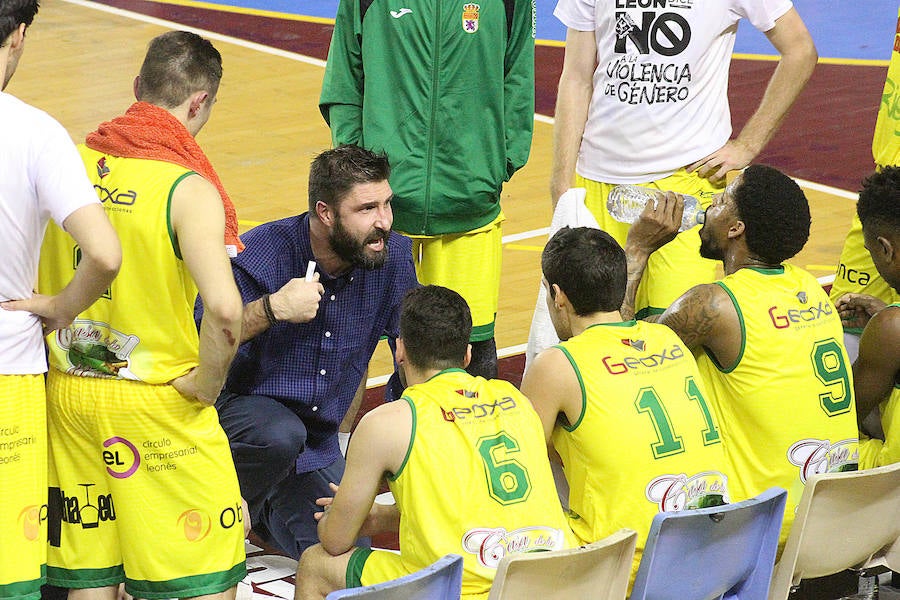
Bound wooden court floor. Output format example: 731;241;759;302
12;0;878;382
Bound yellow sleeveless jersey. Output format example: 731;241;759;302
873;8;900;168
697;266;858;543
391;369;576;598
859;304;900;469
38;146;201;384
552;320;730;584
833;9;900;313
828;215;900;320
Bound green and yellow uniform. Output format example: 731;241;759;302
352;369;576;600
697;266;859;545
0;375;47;600
552;320;730;587
830;8;900;320
578;169;722;319
37;148;245;596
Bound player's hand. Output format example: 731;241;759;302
2;293;77;333
686;140;755;183
834;293;888;329
241;496;251;537
269;274;324;323
314;482;340;521
171;368;219;406
625;191;684;259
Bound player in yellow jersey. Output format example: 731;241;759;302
830;8;900;361
0;3;120;598
835;167;900;469
294;286;576;600
37;32;245;600
521;227;731;588
623;165;858;547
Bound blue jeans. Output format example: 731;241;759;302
215;391;345;559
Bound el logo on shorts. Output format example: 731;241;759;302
103;436;140;478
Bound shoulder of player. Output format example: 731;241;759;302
864;305;900;351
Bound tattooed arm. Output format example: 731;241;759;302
659;283;742;369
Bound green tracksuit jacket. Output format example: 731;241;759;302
319;0;536;235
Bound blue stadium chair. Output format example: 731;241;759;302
630;487;787;600
768;461;900;600
487;528;637;600
325;553;463;600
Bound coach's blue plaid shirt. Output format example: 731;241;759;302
197;213;417;473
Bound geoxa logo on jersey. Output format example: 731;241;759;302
768;301;833;329
93;184;137;206
602;342;684;375
441;396;517;422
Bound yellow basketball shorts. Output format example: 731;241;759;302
578;170;722;318
45;370;246;599
402;213;504;342
349;548;489;600
0;374;47;600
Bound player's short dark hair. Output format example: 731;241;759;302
732;164;810;264
0;0;38;45
400;286;471;371
542;227;626;315
136;31;222;109
858;166;900;239
308;145;391;213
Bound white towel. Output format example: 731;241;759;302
524;188;600;373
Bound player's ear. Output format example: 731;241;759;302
462;344;472;369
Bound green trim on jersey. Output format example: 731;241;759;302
586;320;638;329
710;281;746;373
471;320;496;342
346;547;374;589
636;306;666;320
745;266;785;275
166;171;197;260
390;396;417;481
555;345;587;432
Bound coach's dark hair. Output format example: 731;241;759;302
136;31;222;109
858;166;900;238
308;145;390;213
0;0;38;45
400;286;471;371
542;227;626;315
732;164;810;264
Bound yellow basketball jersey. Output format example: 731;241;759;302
552;320;730;585
697;266;859;543
873;8;900;168
828;215;900;318
391;369;576;598
38;146;201;384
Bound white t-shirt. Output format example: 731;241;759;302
554;0;792;183
0;92;99;374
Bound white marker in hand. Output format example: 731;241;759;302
305;261;317;282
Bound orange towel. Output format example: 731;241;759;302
86;101;244;254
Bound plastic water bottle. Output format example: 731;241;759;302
607;184;705;232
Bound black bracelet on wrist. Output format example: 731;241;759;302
261;293;278;327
